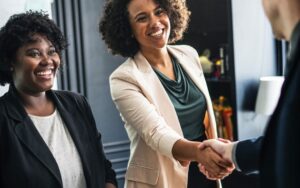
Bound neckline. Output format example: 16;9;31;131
28;109;57;119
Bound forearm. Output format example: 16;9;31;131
174;138;234;179
172;138;201;161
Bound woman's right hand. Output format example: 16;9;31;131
196;145;234;179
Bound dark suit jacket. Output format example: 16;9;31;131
235;137;263;173
235;21;300;187
0;86;117;188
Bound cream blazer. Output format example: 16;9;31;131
110;45;220;188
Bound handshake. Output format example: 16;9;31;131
194;138;236;180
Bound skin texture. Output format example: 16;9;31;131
262;0;300;40
198;138;235;180
12;34;60;116
127;0;175;80
13;35;60;95
128;0;170;54
99;0;191;57
0;11;67;86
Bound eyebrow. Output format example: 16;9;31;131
132;4;161;20
133;12;146;20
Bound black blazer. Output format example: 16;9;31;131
235;137;263;173
260;22;300;188
0;86;117;188
235;22;300;187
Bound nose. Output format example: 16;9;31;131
149;14;161;27
40;53;53;66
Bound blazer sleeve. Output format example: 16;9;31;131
235;136;263;173
110;71;182;159
80;96;118;187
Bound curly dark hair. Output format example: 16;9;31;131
0;10;67;86
99;0;190;57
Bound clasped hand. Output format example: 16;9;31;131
196;138;235;180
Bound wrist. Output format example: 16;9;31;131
193;141;204;162
224;142;235;162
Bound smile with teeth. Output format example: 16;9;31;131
149;29;163;37
36;69;54;78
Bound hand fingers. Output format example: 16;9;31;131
205;169;228;180
217;137;231;143
198;143;205;150
198;163;231;180
204;148;234;175
201;139;226;157
217;158;234;169
207;147;231;168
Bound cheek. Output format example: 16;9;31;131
262;0;275;20
131;24;145;41
12;67;27;83
53;56;61;67
130;22;139;35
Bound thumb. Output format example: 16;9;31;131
198;139;216;150
197;142;206;150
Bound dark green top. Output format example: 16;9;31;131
154;58;207;140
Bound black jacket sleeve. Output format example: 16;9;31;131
80;96;118;187
235;136;263;173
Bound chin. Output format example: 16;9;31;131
273;30;285;40
39;84;54;92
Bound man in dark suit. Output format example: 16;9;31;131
199;0;300;187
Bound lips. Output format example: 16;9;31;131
35;68;55;79
148;28;164;38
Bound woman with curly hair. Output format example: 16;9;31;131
100;0;234;187
0;11;117;188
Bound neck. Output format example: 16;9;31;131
17;89;54;116
140;46;172;68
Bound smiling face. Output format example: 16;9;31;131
12;34;60;95
127;0;170;53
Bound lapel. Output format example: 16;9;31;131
133;50;183;135
167;46;217;138
6;87;92;187
48;91;92;187
132;45;215;137
5;86;62;186
167;46;209;98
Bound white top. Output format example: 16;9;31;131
29;110;87;188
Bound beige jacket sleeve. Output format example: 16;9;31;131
110;68;182;159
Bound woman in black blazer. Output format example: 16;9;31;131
0;11;117;188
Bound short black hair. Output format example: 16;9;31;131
99;0;190;58
0;10;67;86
